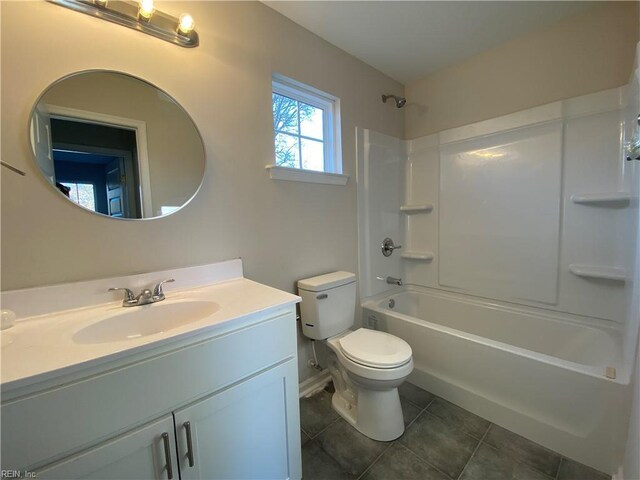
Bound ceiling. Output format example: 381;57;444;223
263;1;601;85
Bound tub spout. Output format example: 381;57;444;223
386;276;403;286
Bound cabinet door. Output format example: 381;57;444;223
36;415;178;480
174;360;301;480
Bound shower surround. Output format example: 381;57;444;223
356;82;639;474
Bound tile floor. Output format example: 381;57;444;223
300;382;611;480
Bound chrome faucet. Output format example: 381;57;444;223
109;279;175;307
381;238;402;257
386;276;403;286
376;276;403;286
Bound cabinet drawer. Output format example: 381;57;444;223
1;310;296;470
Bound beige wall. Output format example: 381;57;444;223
405;2;639;139
41;72;205;217
0;1;403;382
1;0;403;288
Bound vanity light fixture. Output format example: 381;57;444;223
49;0;199;48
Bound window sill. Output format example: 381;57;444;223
265;165;349;186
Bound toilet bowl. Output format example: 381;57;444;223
298;271;413;441
324;328;413;440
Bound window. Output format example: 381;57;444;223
273;94;325;171
61;182;97;211
268;74;347;185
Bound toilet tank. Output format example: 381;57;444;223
298;271;356;340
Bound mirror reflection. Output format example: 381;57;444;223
29;71;205;219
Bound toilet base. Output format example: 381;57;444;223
331;384;405;441
322;333;411;441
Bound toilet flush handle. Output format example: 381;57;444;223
317;293;328;300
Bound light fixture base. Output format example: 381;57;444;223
49;0;199;48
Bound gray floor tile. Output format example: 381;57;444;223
401;396;423;427
484;425;561;478
557;458;611;480
400;412;480;479
460;442;553;480
302;440;353;480
300;389;340;437
362;443;450;480
427;397;490;439
301;429;311;446
398;382;435;408
318;418;390;477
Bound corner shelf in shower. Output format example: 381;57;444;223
570;193;631;207
400;204;434;214
401;251;434;261
568;264;627;283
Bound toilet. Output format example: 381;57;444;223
298;271;413;441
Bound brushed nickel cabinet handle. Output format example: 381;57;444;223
161;432;173;479
184;421;195;467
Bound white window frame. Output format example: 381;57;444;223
61;181;98;212
267;74;348;185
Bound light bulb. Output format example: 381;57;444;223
177;13;195;35
138;0;154;20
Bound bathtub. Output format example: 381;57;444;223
362;286;630;474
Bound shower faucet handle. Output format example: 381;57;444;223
381;237;402;257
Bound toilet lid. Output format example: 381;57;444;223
339;329;412;368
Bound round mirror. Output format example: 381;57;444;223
29;71;205;220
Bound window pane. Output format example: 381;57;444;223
62;182;96;211
299;103;323;140
272;93;299;134
301;138;324;172
275;132;300;168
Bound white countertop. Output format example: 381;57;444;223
1;278;300;393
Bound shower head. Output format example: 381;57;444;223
382;94;406;108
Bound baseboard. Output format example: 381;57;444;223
299;370;331;398
611;465;624;480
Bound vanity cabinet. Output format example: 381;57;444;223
36;360;298;480
174;361;297;480
2;308;301;480
36;415;179;480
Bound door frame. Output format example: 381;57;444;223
43;104;153;218
53;143;140;218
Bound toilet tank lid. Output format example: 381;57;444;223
298;271;356;292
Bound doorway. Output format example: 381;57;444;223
49;118;142;218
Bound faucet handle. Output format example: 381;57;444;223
108;287;136;304
381;238;402;257
153;278;175;299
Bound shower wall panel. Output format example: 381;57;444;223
356;129;406;298
439;122;563;305
401;86;632;325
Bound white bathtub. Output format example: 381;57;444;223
362;286;630;474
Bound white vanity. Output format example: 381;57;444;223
1;259;302;480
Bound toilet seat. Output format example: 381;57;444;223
339;329;412;369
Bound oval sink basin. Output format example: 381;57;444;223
73;300;219;344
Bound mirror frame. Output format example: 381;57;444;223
28;69;207;221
